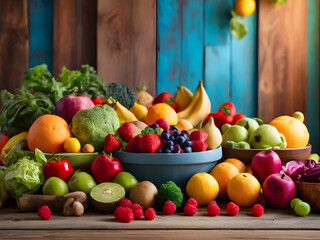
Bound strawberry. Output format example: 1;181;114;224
126;135;142;153
92;97;104;105
153;92;173;105
104;134;122;153
191;140;208;152
117;122;133;142
139;133;161;153
155;118;169;130
190;130;208;142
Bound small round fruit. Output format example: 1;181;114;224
234;0;256;17
112;171;138;193
64;137;81;153
129;181;158;209
292;111;304;123
82;144;95;153
294;202;311;216
224;158;246;173
42;177;69;195
290;198;303;210
68;172;97;195
90;182;126;212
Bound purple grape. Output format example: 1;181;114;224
161;140;167;146
181;130;190;137
149;123;160;129
176;136;186;145
184;141;192;147
169;135;175;141
165;140;174;148
161;132;170;141
172;149;179;153
173;130;181;138
157;146;164;153
170;125;178;131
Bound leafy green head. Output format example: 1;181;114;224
157;181;184;208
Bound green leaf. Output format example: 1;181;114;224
230;17;248;40
270;0;288;5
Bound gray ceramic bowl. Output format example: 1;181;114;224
114;146;222;188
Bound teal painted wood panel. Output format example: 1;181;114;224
307;0;320;152
28;0;53;71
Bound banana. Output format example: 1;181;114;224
177;82;201;119
183;80;211;126
175;86;194;112
114;101;138;123
201;117;222;150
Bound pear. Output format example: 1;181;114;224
235;118;259;136
222;125;249;146
201;117;222;150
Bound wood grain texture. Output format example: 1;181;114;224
97;0;156;96
258;0;307;123
0;0;29;93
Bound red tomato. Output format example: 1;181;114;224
43;159;74;182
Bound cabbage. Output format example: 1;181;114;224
284;159;320;183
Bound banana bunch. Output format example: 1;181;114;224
177;80;211;126
175;86;194;112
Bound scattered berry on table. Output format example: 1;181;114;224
117;122;133;142
186;198;198;208
227;202;240;216
132;203;144;219
208;200;217;206
191;140;208;152
162;200;177;215
190;130;208;142
156;118;169;130
104;134;122;153
114;206;134;223
120;198;133;208
252;204;264;217
144;207;156;220
184;204;198;216
126;135;142;153
38;205;51;220
207;203;220;216
139;133;162;153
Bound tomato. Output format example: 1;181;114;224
43;159;74;182
232;113;247;124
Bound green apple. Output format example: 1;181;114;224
68;171;97;195
43;177;69;195
112;171;138;193
223;141;251;149
249;124;287;149
235;118;259;136
294;202;311;216
309;153;320;163
222;125;249;146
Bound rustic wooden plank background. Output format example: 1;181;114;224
0;0;29;93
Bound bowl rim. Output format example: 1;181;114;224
114;146;222;165
222;143;311;152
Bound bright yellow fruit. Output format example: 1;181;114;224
234;0;256;17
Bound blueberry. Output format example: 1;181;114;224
181;130;190;137
161;132;170;141
164;149;171;153
168;145;174;151
157;146;164;153
169;135;175;141
184;140;192;147
169;125;178;131
162;130;170;134
173;130;181;138
172;149;179;153
184;147;192;153
165;140;174;148
176;136;186;145
149;123;160;129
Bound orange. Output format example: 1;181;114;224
234;0;256;17
186;172;219;206
176;119;193;131
227;173;261;207
27;114;72;153
145;103;178;126
224;158;246;173
269;115;309;148
210;162;239;200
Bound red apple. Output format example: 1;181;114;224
91;155;123;183
55;94;95;123
251;150;282;182
262;173;296;208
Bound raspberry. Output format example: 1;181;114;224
155;118;169;130
162;200;177;215
190;130;208;141
208;200;217;206
207;203;220;216
37;205;51;220
186;198;198;208
144;207;156;220
184;204;197;216
191;140;208;152
132;203;144;219
252;204;264;217
114;206;134;223
227;202;240;216
120;198;133;208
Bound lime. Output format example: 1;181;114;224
290;198;303;210
294;202;311;216
43;177;69;195
68;172;96;195
112;171;138;193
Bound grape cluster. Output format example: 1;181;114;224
157;125;192;153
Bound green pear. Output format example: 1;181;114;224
235;118;259;136
224;141;251;149
249;124;287;149
222;125;249;146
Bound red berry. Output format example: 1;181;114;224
191;140;208;152
38;205;51;220
139;133;161;153
162;200;177;215
104;134;122;153
120;198;133;208
153;92;173;105
144;207;156;220
208;200;217;206
186;198;198;208
126;135;142;153
184;204;197;216
227;202;240;216
92;97;104;105
207;203;220;216
190;130;208;142
114;206;134;223
252;204;264;217
117;122;133;142
155;118;169;130
132;203;144;219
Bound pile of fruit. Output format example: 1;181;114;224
0;64;318;221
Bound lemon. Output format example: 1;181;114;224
129;102;148;121
64;137;81;153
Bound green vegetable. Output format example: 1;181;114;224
157;181;184;208
71;105;120;151
1;138;30;166
106;82;137;109
141;127;163;136
229;11;247;40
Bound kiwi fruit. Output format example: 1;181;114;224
90;182;125;212
129;181;158;209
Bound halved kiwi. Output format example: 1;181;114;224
90;182;125;212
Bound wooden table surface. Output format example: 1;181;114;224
1;203;319;240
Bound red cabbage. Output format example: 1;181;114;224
283;159;320;183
